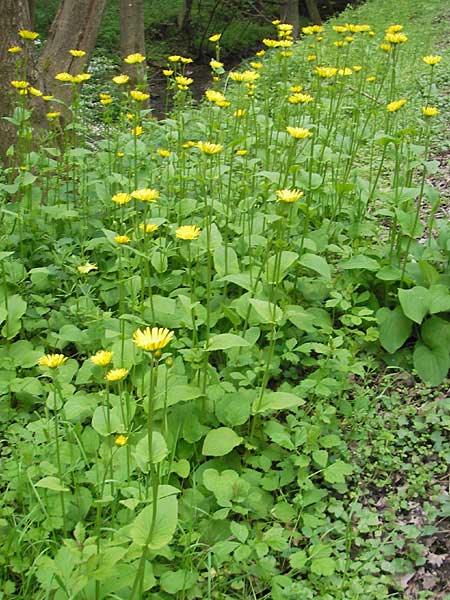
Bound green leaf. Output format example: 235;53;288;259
207;333;250;351
133;432;168;472
129;491;178;549
323;460;353;484
421;316;450;352
310;556;336;576
253;391;305;414
35;476;70;492
160;569;197;594
214;246;240;277
377;306;412;353
340;255;379;271
155;384;203;410
249;298;283;324
299;253;331;279
2;294;27;339
202;427;243;456
413;342;449;386
429;284;450;314
289;550;308;570
266;251;298;284
398;286;430;324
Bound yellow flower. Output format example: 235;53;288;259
385;24;403;33
112;74;129;85
114;234;131;244
124;53;145;64
157;148;171;158
38;354;68;368
132;126;143;136
131;188;159;202
277;40;293;48
11;80;28;89
175;225;201;240
352;65;362;72
209;33;222;42
197;141;223;154
112;192;132;205
333;40;347;48
182;140;197;148
234;109;246;117
236;149;247;156
229;70;259;83
380;43;392;53
105;368;128;382
333;25;349;33
385;32;407;44
307;54;317;61
337;67;353;76
387;98;407;112
77;262;98;274
43;95;54;101
315;66;337;78
130;90;150;102
250;61;263;69
422;106;439;117
345;36;354;43
117;152;125;158
368;30;375;36
18;29;39;40
8;46;22;54
162;69;174;76
290;85;303;93
55;72;74;83
140;223;159;233
28;87;42;96
272;19;281;25
72;73;91;84
115;434;128;446
69;49;86;57
286;126;312;139
46;112;61;119
18;89;28;96
276;188;304;203
91;350;113;366
366;76;376;82
205;89;226;104
280;51;293;58
175;75;193;87
262;38;280;48
302;25;323;35
288;92;314;104
256;50;265;57
99;93;113;105
180;56;193;64
168;55;181;62
422;55;442;66
133;327;174;352
210;59;224;70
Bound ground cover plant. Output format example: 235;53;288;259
1;0;449;598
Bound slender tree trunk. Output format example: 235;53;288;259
280;0;299;38
0;0;44;159
304;0;322;24
119;0;147;87
178;0;194;31
39;0;108;104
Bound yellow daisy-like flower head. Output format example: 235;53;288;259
175;225;201;240
114;234;131;244
69;49;86;57
286;126;312;139
132;126;143;136
11;80;28;89
288;92;314;104
209;33;222;43
168;55;181;62
124;52;145;64
112;192;132;205
276;188;304;203
77;262;98;274
105;368;128;382
8;46;22;54
46;112;61;120
337;67;353;76
132;327;174;353
315;66;337;78
234;109;246;117
256;50;265;57
130;90;150;102
38;354;68;368
43;95;54;101
55;72;74;83
236;149;248;156
422;106;439;117
112;74;130;85
72;73;91;84
131;188;159;202
210;59;224;70
385;24;403;34
140;223;159;234
175;75;193;87
19;29;39;40
157;148;171;158
352;65;362;72
307;54;317;62
162;69;174;77
180;56;193;64
385;32;407;44
250;61;263;69
115;434;128;446
366;76;376;82
387;98;407;112
99;93;113;105
229;70;260;83
422;55;442;66
28;86;42;97
380;43;392;53
91;350;113;366
205;89;226;104
196;141;223;155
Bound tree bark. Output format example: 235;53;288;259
0;0;44;159
39;0;108;103
280;0;299;38
178;0;194;32
119;0;147;87
304;0;322;24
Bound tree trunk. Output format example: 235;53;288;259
0;0;44;159
304;0;322;24
119;0;147;87
39;0;108;104
178;0;194;32
280;0;299;38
